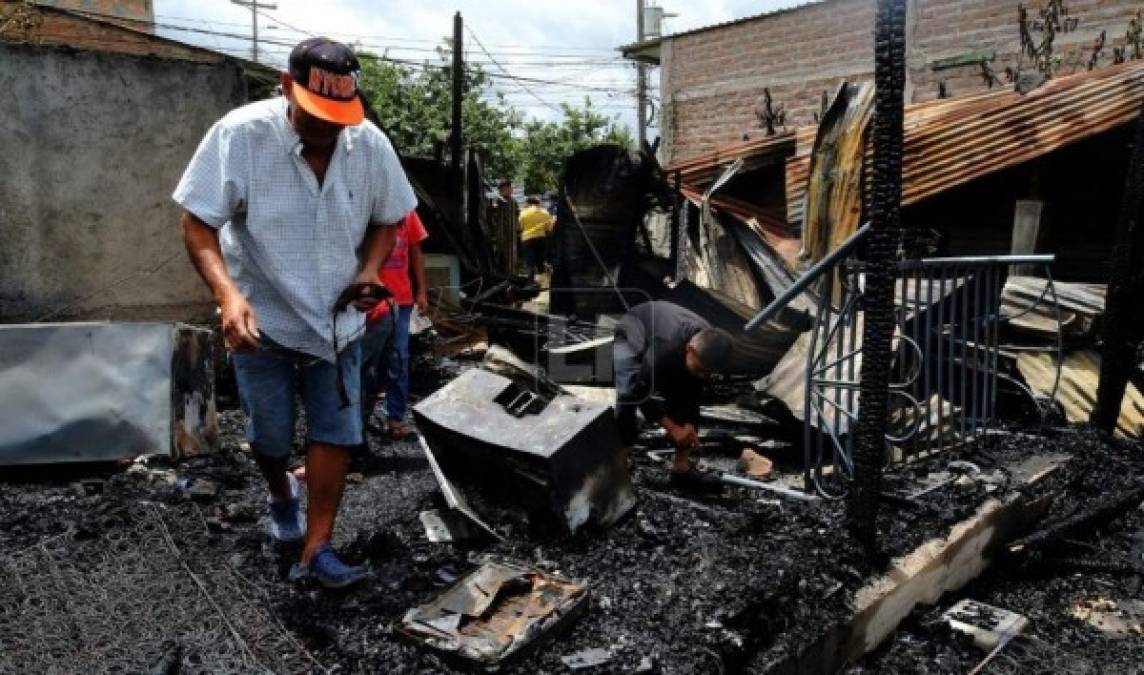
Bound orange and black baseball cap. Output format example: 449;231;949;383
288;37;364;126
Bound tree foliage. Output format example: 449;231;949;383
516;100;634;194
357;50;523;180
356;49;633;194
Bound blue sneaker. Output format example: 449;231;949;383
289;545;368;588
268;473;305;543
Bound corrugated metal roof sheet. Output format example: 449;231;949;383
784;60;1144;225
665;133;796;185
901;60;1144;203
679;185;802;266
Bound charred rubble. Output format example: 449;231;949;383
6;53;1144;675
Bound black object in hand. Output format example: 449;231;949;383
333;282;392;312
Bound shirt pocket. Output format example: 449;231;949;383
321;183;359;246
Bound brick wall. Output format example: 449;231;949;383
38;0;153;24
0;2;216;61
662;0;1144;162
662;0;874;162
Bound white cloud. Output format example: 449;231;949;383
154;0;807;134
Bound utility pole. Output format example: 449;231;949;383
450;11;464;171
636;0;648;148
231;0;277;63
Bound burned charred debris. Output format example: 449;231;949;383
5;1;1144;674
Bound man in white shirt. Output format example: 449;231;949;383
174;37;416;588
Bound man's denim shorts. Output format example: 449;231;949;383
231;335;363;458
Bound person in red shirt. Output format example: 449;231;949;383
360;210;429;439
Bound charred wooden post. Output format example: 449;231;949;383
1091;103;1144;435
848;0;907;549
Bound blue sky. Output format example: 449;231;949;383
153;1;813;136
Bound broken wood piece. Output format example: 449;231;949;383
738;448;774;479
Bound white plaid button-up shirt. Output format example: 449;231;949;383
173;97;417;362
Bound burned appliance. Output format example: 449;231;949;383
413;367;635;534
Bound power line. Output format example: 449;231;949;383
69;7;624;62
254;7;311;38
148;12;616;55
49;8;638;97
153;12;615;56
465;25;560;113
229;0;277;63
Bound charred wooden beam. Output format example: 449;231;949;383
1091;102;1144;435
1009;486;1144;553
848;0;907;550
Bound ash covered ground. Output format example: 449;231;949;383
2;361;1142;674
853;428;1144;674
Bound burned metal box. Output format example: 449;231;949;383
413;368;635;534
0;322;217;465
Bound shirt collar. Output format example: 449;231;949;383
276;96;354;156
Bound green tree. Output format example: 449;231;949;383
517;100;634;195
356;49;524;180
356;49;633;192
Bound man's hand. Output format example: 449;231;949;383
664;419;699;450
220;290;261;353
351;271;385;312
415;289;429;316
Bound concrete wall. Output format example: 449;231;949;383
0;44;247;322
662;0;1144;162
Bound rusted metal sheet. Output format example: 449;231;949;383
902;61;1144;204
678;186;791;242
664;133;796;186
801;82;874;262
784;61;1144;229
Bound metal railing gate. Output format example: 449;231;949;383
803;254;1061;498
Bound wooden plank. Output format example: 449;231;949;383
763;453;1069;674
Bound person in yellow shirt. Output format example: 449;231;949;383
519;195;554;280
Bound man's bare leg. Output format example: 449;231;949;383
672;447;691;474
301;443;351;565
253;453;291;500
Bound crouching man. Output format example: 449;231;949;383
613;301;733;493
175;38;416;587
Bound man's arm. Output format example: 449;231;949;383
181;211;260;352
409;241;428;315
351;221;400;311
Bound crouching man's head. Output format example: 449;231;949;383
685;328;734;377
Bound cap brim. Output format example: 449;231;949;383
293;86;364;126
